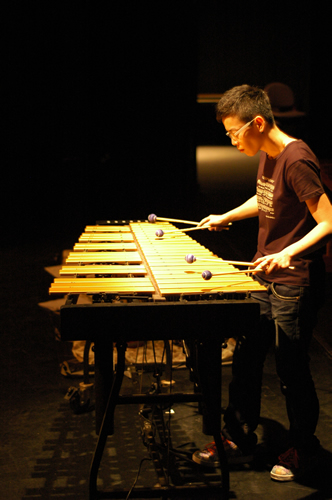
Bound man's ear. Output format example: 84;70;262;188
255;115;265;133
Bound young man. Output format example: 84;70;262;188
193;84;332;481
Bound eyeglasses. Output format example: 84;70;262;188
226;118;256;141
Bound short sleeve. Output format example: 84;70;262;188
285;161;325;202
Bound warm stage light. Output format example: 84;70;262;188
196;146;259;193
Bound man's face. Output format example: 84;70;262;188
223;115;261;157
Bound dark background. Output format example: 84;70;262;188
2;6;332;498
2;1;331;245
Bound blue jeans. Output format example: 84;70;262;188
223;269;324;453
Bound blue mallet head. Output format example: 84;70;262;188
155;229;164;237
202;270;212;280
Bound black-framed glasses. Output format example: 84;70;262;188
226;118;256;141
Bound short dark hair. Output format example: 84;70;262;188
216;84;275;125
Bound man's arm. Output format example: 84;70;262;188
254;193;332;273
198;195;258;230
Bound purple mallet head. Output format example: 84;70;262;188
148;213;157;223
185;254;196;263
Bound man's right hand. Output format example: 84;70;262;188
198;214;231;231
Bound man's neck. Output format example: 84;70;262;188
262;126;297;159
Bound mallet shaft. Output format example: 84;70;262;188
160;225;230;235
157;217;199;225
186;255;255;266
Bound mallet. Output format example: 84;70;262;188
185;254;254;266
148;214;199;225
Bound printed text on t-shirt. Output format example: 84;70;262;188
257;176;275;219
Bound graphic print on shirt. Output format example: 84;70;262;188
257;175;275;219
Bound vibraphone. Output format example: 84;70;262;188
50;220;266;500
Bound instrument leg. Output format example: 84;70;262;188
89;340;126;500
94;337;114;435
164;340;173;384
83;340;92;385
196;338;229;499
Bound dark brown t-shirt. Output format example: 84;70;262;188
253;140;325;286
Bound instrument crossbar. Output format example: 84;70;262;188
66;252;142;263
79;234;134;242
84;225;131;232
73;243;137;251
59;265;146;276
50;277;155;294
